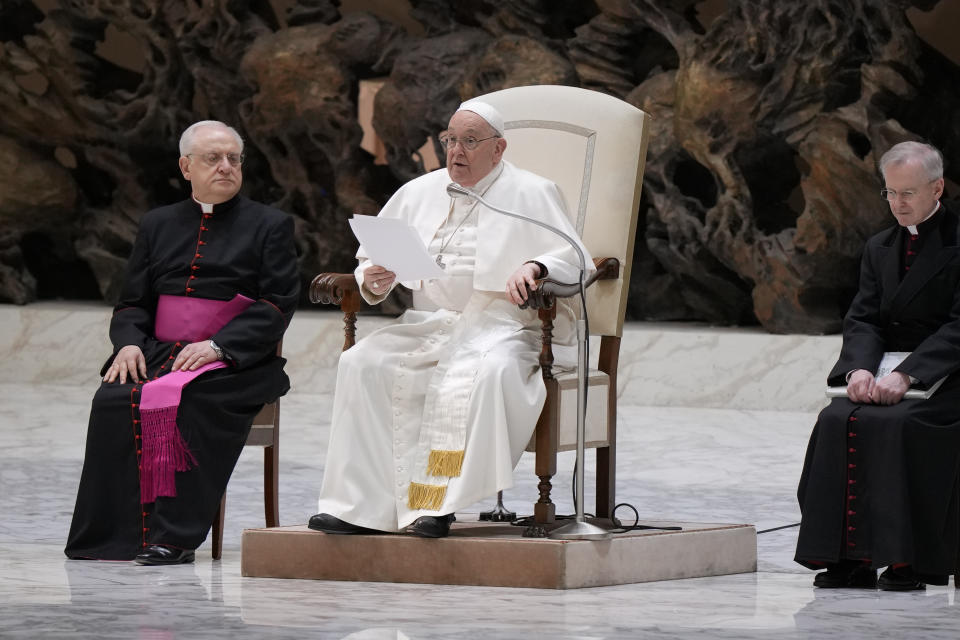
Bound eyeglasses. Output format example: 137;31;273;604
880;179;937;202
438;133;499;151
187;152;245;167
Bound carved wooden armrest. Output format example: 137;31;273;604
309;272;362;350
521;257;620;311
524;257;620;380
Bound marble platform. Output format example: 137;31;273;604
241;521;756;589
4;302;959;639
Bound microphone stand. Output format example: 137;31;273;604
446;182;610;541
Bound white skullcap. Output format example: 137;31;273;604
456;100;505;136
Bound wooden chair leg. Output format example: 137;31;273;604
212;493;226;560
596;446;615;519
596;336;619;521
264;443;279;528
534;379;559;525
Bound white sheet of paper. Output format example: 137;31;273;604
348;215;447;282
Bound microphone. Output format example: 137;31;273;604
445;182;472;200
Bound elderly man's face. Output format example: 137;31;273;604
883;160;944;228
444;110;506;188
178;125;243;204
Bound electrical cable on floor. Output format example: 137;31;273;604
756;522;800;534
609;502;682;533
566;459;682;534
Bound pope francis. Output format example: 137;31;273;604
309;100;592;538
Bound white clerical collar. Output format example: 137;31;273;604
906;201;940;235
192;195;214;213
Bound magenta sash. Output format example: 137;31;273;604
138;294;254;504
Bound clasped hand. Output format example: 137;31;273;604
103;341;219;384
847;369;910;405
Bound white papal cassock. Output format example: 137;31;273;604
316;160;593;531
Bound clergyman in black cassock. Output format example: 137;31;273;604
65;121;299;564
795;141;960;590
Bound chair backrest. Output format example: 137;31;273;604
475;85;650;338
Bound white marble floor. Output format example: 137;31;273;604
2;381;958;639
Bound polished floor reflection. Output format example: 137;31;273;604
2;378;958;638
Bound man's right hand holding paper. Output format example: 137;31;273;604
363;265;396;294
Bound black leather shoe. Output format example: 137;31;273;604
307;513;380;535
878;566;926;591
134;545;195;566
813;562;876;589
409;514;456;538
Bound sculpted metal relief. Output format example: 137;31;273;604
0;0;956;332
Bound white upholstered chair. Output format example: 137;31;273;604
311;85;650;528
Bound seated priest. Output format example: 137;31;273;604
795;141;960;591
308;100;593;538
65;120;299;565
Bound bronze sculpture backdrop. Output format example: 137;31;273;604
1;0;958;333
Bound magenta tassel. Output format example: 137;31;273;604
139;405;197;504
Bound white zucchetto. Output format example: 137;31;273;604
455;100;505;137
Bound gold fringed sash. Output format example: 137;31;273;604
408;449;465;509
427;449;465;477
408;481;446;510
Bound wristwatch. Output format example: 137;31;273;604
209;339;225;361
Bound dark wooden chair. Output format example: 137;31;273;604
210;352;281;559
311;85;649;528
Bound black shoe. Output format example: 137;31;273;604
409;514;456;538
134;545;195;566
813;562;877;589
307;513;380;535
878;566;926;591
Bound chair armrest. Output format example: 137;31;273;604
521;257;620;310
309;272;360;307
309;272;362;350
